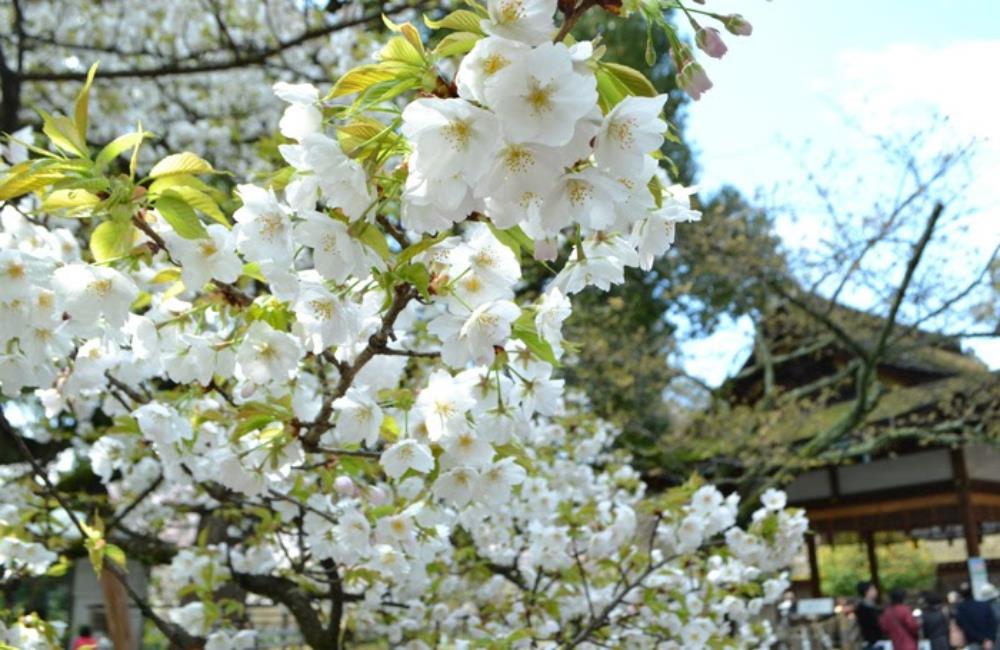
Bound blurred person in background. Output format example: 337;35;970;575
856;581;884;650
982;584;1000;649
70;625;97;650
879;588;919;650
956;583;997;650
920;592;951;650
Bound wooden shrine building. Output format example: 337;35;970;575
720;298;1000;595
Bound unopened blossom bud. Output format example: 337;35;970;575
724;14;753;36
695;27;728;59
534;239;558;262
367;485;389;505
677;61;713;101
334;475;356;496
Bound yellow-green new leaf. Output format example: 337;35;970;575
74;62;99;143
149;152;213;179
424;9;484;34
90;219;136;262
378;36;425;67
39;109;88;158
161;186;229;226
105;544;127;570
328;64;399;99
433;31;481;58
96;130;152;170
381;15;426;56
602;62;658;98
0;169;63;201
155;193;208;239
356;223;391;261
41;188;101;215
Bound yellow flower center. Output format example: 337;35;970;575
475;311;500;330
309;299;335;320
88;278;114;297
457;432;476;450
526;80;554;115
257;342;277;360
462;275;483;295
434;400;455;419
260;213;285;240
567;179;593;207
6;262;25;280
497;0;524;24
442;120;472;150
198;240;219;256
611;117;637;148
503;145;535;174
483;53;510;76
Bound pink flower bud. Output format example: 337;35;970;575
695;27;728;59
677;62;713;101
334;475;356;496
724;14;753;36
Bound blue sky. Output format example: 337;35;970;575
672;0;1000;385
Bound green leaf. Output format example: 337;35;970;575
381;15;426;56
433;31;481;58
160;185;229;226
488;224;534;261
41;188;101;215
397;232;448;265
87;540;105;574
0;168;63;201
241;262;267;283
129;120;143;179
96;130;152;170
356;223;391;260
149;152;214;179
105;544;127;570
379;36;425;66
397;262;431;300
148;173;216;197
39;109;88;157
90;219;136;262
45;556;71;578
512;313;559;366
424;9;485;34
328;64;401;99
595;68;626;113
74;62;99;144
601;62;658;98
51;176;110;194
155;193;208;239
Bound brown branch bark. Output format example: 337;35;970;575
302;282;418;449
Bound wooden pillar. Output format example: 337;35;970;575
99;570;133;650
806;532;822;596
864;531;880;593
951;447;980;557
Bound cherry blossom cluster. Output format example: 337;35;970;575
0;0;796;647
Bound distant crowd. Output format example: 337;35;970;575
775;581;1000;649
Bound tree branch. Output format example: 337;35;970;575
0;407;203;649
17;4;419;82
302;282;418;449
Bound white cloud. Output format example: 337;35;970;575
835;40;1000;146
